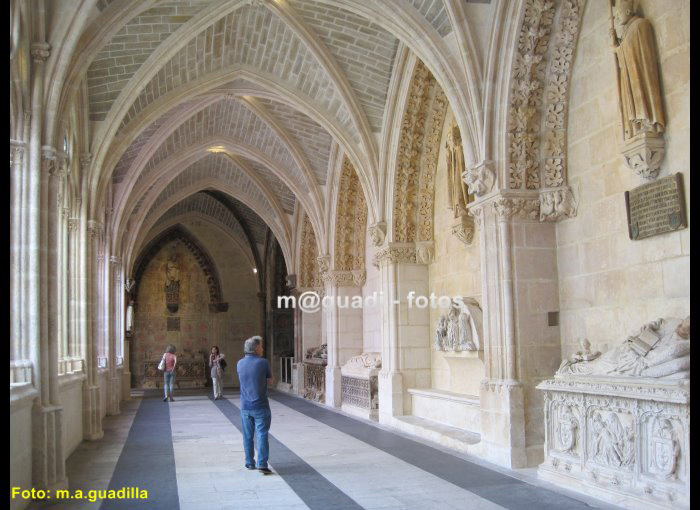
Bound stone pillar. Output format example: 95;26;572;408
10;139;26;365
373;244;429;424
470;192;562;468
83;219;104;440
107;255;121;415
322;270;365;408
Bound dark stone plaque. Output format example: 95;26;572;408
167;317;180;331
625;173;687;240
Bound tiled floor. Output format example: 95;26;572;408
30;389;623;509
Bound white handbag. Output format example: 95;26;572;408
157;354;166;371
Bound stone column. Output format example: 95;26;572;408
10;139;26;365
373;244;431;423
107;255;121;415
322;271;365;408
470;192;562;468
83;219;104;440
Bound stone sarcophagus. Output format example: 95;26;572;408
538;317;690;509
341;352;381;421
303;344;327;403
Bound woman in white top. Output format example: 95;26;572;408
209;346;226;399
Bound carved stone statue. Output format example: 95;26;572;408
610;0;665;140
590;411;635;468
433;297;482;352
434;315;447;351
557;316;690;379
305;343;328;361
445;122;471;218
558;338;601;372
164;251;180;313
609;0;666;179
446;305;460;351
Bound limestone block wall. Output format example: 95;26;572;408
59;380;85;458
131;220;260;388
559;0;690;358
428;110;483;397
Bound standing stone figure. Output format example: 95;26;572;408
609;0;665;140
434;315;448;351
458;308;476;351
445;122;471;218
446;305;460;351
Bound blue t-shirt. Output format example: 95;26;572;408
237;354;272;410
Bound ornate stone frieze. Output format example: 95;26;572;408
492;196;540;221
509;0;586;191
368;222;386;247
371;245;416;268
417;88;448;242
539;187;577;221
463;160;495;197
334;157;367;272
321;270;358;288
541;0;585;188
299;214;321;288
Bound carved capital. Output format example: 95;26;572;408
41;146;56;174
87;220;103;239
372;245;416;268
10;140;25;166
493;196;540;221
30;42;50;62
415;240;434;265
539;187;577;222
463;160;495;197
80;153;92;170
351;269;366;287
316;255;330;275
621;132;665;181
368;222;386;247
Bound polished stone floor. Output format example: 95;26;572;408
30;389;622;510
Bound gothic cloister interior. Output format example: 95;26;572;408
10;0;689;509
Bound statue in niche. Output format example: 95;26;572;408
652;417;681;479
434;315;448;351
164;250;180;313
556;316;689;379
609;0;665;141
445;122;471;218
433;298;482;352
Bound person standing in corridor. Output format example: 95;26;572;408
236;336;273;474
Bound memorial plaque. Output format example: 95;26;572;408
625;173;687;240
167;317;180;331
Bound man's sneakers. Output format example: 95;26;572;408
258;467;273;475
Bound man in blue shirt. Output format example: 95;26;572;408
237;335;273;474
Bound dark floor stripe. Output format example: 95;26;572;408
210;394;364;510
269;390;601;510
101;390;179;510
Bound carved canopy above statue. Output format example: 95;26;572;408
131;225;228;312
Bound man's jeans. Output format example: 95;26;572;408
240;407;271;468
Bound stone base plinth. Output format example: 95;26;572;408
537;376;689;509
408;388;480;433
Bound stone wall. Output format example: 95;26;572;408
131;219;260;388
429;110;484;396
559;0;690;359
